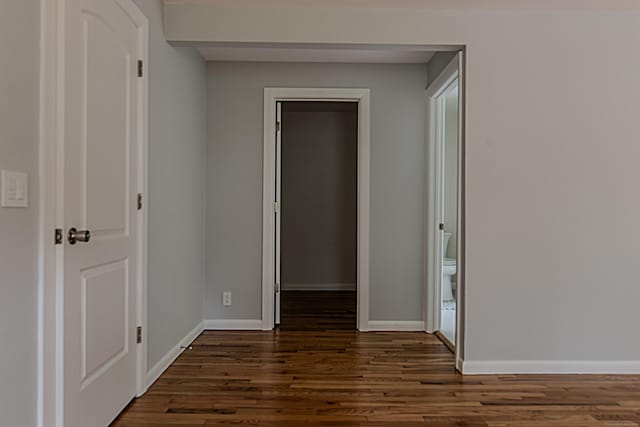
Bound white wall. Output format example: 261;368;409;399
205;62;427;321
132;0;207;370
281;106;358;288
0;0;39;425
167;1;640;368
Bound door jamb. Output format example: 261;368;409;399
424;52;466;371
38;1;149;425
261;88;371;331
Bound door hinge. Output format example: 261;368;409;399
274;201;279;213
275;282;280;293
137;193;143;210
439;223;445;231
54;228;63;245
276;121;281;132
136;326;142;344
137;59;144;78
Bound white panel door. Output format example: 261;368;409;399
63;0;142;425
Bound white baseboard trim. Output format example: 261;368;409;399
462;360;640;375
203;319;263;330
367;321;425;331
282;283;356;291
144;320;204;392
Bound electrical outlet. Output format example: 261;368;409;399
222;291;232;307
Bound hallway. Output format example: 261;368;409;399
112;331;640;426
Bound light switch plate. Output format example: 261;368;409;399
1;170;29;208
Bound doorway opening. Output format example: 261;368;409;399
262;88;371;331
277;101;358;330
425;52;465;370
438;80;459;346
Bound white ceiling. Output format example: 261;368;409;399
198;46;436;63
169;0;636;11
166;0;634;11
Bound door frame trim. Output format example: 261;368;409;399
261;88;371;331
38;1;149;425
424;52;466;371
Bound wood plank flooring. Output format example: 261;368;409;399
112;331;640;426
280;290;356;330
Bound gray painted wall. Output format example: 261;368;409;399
0;0;39;425
206;62;427;321
281;106;358;287
132;0;207;370
174;2;640;364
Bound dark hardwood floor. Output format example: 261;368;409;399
112;330;640;426
279;290;356;330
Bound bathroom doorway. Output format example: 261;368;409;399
425;52;464;368
438;80;459;346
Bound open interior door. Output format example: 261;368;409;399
62;0;144;425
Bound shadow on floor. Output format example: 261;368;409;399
279;290;356;330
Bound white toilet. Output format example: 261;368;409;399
442;232;457;302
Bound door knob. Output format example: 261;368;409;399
68;227;91;245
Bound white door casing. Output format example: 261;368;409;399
262;88;370;331
275;102;282;325
454;51;466;371
39;0;148;426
